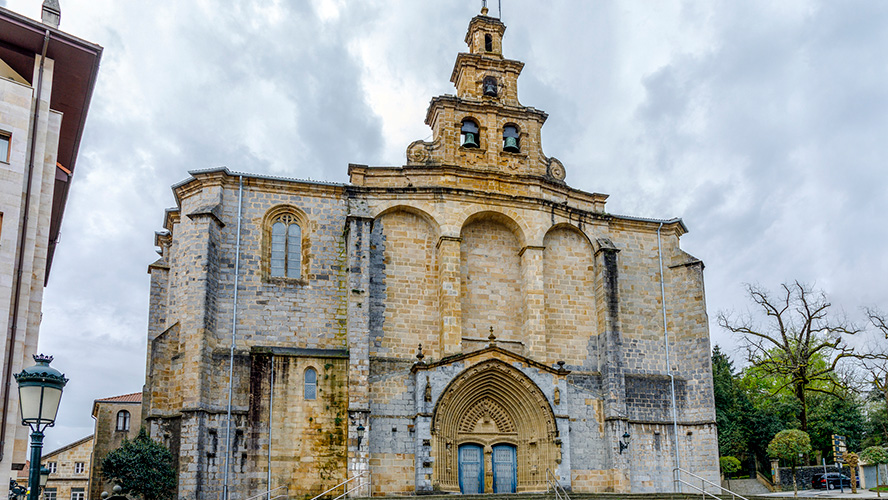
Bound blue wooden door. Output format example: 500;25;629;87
492;444;517;493
458;444;484;494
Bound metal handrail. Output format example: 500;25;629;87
331;479;369;500
673;467;750;500
309;471;368;500
245;485;288;500
546;468;570;500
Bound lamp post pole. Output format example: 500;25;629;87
14;355;67;500
26;431;44;500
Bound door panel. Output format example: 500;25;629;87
458;444;484;494
492;444;517;493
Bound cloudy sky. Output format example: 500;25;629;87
3;0;886;450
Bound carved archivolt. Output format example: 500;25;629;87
431;359;557;492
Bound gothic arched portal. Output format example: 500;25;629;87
431;359;558;493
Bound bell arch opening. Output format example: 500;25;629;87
431;359;558;493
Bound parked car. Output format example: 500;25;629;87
811;473;859;489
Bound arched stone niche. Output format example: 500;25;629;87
431;359;558;492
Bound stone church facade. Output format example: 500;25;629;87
143;11;719;500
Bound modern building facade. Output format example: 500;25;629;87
144;9;719;499
0;2;101;494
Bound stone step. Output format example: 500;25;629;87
348;494;775;500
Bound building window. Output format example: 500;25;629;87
74;462;85;474
116;410;130;431
482;76;498;97
484;34;493;52
503;125;520;153
304;367;317;400
460;119;480;148
271;214;302;279
46;462;57;474
44;489;56;500
0;133;10;163
71;489;84;500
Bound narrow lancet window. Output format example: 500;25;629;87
304;367;317;400
485;34;493;52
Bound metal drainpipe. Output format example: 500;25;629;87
657;223;681;490
223;175;244;500
1;29;51;461
266;354;274;500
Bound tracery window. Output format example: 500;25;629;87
304;367;317;400
271;214;302;279
116;410;130;431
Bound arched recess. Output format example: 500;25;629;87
460;210;526;249
459;211;525;342
431;359;558;492
370;206;440;358
543;223;596;367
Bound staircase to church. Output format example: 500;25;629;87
347;494;776;500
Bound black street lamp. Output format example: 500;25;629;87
39;467;50;493
14;355;67;500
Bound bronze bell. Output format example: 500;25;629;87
463;132;480;148
483;81;498;97
503;136;520;152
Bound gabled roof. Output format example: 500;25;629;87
43;434;93;458
95;392;142;403
92;392;141;418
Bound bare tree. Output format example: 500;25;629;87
862;308;888;408
718;281;862;431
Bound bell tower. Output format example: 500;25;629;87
406;8;566;182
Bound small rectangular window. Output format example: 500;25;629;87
0;133;10;162
47;462;57;474
44;489;57;500
71;489;84;500
74;462;85;474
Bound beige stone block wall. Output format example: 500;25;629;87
571;469;629;493
42;436;92;500
543;226;596;367
460;218;523;342
369;453;414;495
371;210;439;359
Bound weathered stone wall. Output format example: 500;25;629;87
88;401;141;500
249;352;349;499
